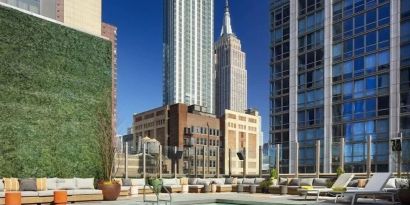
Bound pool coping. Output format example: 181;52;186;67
172;198;311;205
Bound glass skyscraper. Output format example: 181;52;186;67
163;0;215;114
270;0;410;173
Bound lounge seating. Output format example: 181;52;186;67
299;173;355;201
162;178;182;193
0;178;102;205
341;172;395;205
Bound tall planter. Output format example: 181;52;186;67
98;182;121;201
398;189;410;204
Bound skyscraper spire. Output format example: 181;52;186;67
220;0;233;36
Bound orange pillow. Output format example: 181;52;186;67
36;178;47;191
4;178;19;191
357;179;367;188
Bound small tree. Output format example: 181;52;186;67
270;168;279;180
96;91;117;182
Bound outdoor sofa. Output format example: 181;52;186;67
114;178;153;195
0;178;102;205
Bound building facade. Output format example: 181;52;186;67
214;0;248;117
163;0;215;114
0;0;102;36
270;0;410;173
221;109;261;175
101;22;118;141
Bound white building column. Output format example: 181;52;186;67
288;0;299;174
389;0;401;173
323;0;333;173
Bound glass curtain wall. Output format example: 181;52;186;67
270;0;291;173
331;0;390;172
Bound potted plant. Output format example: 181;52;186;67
259;180;273;193
260;168;279;194
96;96;120;201
398;173;410;204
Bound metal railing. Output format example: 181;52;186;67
143;181;172;205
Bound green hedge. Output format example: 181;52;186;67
0;6;112;178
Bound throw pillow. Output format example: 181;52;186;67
179;177;188;185
225;177;237;185
19;178;37;191
300;178;314;186
197;179;210;186
122;178;132;186
396;178;409;189
279;177;288;185
288;178;300;186
188;178;198;185
301;186;313;190
36;178;47;191
131;179;145;186
254;178;265;184
385;178;396;189
46;178;57;190
0;180;4;192
56;178;76;190
348;179;358;187
236;178;244;184
313;178;328;187
243;178;255;184
75;178;95;189
4;178;19;191
357;179;367;188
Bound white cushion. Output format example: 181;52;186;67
243;178;255;184
0;192;4;198
188;185;204;188
0;180;3;192
72;189;102;195
75;178;95;189
47;178;58;190
212;178;225;185
38;191;55;197
21;191;38;197
121;186;131;191
216;184;232;188
164;185;181;188
56;178;76;190
189;178;198;185
162;178;179;186
197;179;211;186
131;179;145;186
130;186;138;195
385;178;396;189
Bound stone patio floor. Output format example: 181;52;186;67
76;193;395;205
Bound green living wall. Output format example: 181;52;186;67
0;5;112;178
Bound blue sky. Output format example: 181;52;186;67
102;0;271;142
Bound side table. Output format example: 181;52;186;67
249;185;257;194
181;185;188;194
237;184;244;193
54;190;68;205
280;185;288;195
5;192;21;205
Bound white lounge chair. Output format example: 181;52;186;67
299;173;355;201
342;172;396;205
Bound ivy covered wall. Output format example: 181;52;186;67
0;5;112;178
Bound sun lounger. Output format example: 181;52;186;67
299;173;355;201
342;172;395;205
